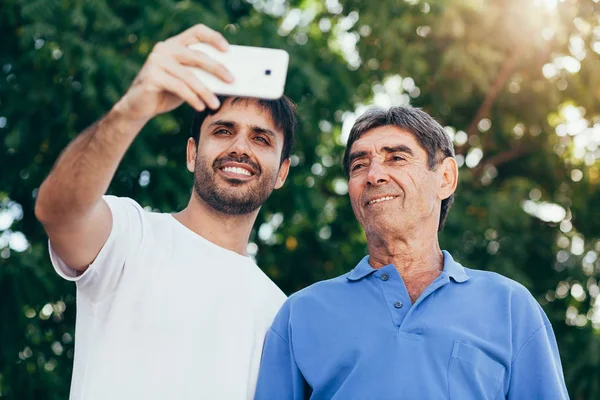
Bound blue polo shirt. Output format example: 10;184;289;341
255;251;568;399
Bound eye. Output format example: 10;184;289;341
351;163;365;172
215;128;232;135
254;135;270;145
391;155;405;162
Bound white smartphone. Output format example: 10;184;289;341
187;43;289;100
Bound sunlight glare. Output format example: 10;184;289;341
522;200;566;223
534;0;559;10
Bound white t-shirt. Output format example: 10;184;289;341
50;196;286;400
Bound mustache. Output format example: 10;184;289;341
212;155;261;175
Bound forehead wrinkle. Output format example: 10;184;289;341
352;142;415;160
358;126;424;151
226;98;281;133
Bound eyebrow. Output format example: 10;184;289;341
382;145;414;156
348;144;415;166
209;119;277;139
208;120;236;130
347;150;369;167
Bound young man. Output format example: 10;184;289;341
35;25;296;399
255;106;568;399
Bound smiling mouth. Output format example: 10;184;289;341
220;166;253;177
367;196;397;205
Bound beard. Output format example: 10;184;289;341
193;153;278;215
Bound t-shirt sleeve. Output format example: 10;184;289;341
49;195;145;303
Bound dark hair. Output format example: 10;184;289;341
342;106;456;232
190;95;297;164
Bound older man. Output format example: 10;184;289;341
254;106;568;399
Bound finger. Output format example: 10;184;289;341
169;24;229;51
158;58;221;109
173;45;234;83
152;68;206;111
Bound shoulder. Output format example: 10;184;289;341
101;196;183;254
103;195;168;219
462;266;549;329
103;194;143;210
465;268;529;293
445;251;537;308
103;195;149;225
269;273;350;333
464;268;537;303
289;273;351;305
104;195;180;233
462;267;558;356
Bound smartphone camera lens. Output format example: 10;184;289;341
265;69;271;76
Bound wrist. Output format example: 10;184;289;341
107;100;151;136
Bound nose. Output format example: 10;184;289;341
366;161;389;186
227;133;252;158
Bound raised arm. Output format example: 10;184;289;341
35;24;233;271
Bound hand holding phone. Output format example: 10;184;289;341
114;24;233;121
187;43;290;100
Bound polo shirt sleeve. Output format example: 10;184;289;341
508;306;569;399
49;195;145;303
254;301;309;400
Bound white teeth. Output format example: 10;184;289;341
368;196;395;205
222;166;252;176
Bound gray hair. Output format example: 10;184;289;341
342;106;456;232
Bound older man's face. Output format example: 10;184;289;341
347;126;449;237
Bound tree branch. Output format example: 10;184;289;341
472;143;536;181
457;48;521;155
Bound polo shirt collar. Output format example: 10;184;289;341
441;250;470;283
346;250;470;283
346;255;377;281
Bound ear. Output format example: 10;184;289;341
186;137;197;173
274;158;291;190
438;157;458;200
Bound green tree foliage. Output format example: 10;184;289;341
1;0;599;398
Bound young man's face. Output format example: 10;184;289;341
187;99;290;215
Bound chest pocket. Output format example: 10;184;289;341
447;341;505;400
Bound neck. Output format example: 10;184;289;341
172;192;258;256
366;230;443;277
367;231;444;303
